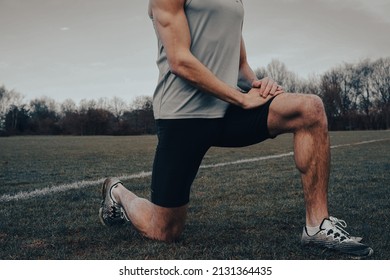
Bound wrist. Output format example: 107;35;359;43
236;92;249;109
224;88;246;109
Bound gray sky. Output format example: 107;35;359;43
1;0;389;104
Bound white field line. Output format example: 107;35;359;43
0;172;151;203
1;138;389;202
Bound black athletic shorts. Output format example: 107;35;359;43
151;97;276;207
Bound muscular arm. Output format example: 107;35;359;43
149;0;278;109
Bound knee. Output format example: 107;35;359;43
148;206;187;242
301;94;328;129
155;222;185;242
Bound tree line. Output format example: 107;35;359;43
0;93;155;136
1;57;389;136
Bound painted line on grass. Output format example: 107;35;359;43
0;172;152;203
1;138;389;202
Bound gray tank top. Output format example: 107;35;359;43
151;0;244;119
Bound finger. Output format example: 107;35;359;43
263;81;277;97
252;80;262;88
270;83;279;95
259;77;270;97
275;89;285;95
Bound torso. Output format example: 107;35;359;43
151;0;245;119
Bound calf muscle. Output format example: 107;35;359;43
268;93;330;226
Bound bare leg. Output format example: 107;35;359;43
268;93;330;227
112;185;188;242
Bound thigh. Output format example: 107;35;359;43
215;96;276;148
151;119;219;208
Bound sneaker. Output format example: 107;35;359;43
328;216;362;242
301;217;373;257
99;177;129;226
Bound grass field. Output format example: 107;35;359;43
0;130;389;260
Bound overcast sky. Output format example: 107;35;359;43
1;0;389;104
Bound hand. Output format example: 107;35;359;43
252;77;284;98
241;87;275;109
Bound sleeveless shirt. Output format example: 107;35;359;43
151;0;244;119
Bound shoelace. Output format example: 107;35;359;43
109;205;123;219
329;216;347;228
121;208;130;221
328;216;352;240
109;205;130;221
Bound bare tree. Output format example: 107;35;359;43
0;85;25;132
79;99;97;113
96;97;110;111
130;95;153;111
60;98;77;115
371;57;390;128
354;60;374;121
255;59;304;93
109;96;127;121
0;85;24;116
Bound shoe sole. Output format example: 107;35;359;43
98;206;108;226
98;179;112;227
302;239;374;258
99;178;127;226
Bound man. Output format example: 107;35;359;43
99;0;373;257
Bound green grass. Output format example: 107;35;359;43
0;130;389;259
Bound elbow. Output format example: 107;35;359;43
167;52;193;78
168;60;182;76
168;58;186;77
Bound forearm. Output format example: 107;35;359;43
171;52;280;110
238;61;258;91
171;52;245;107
